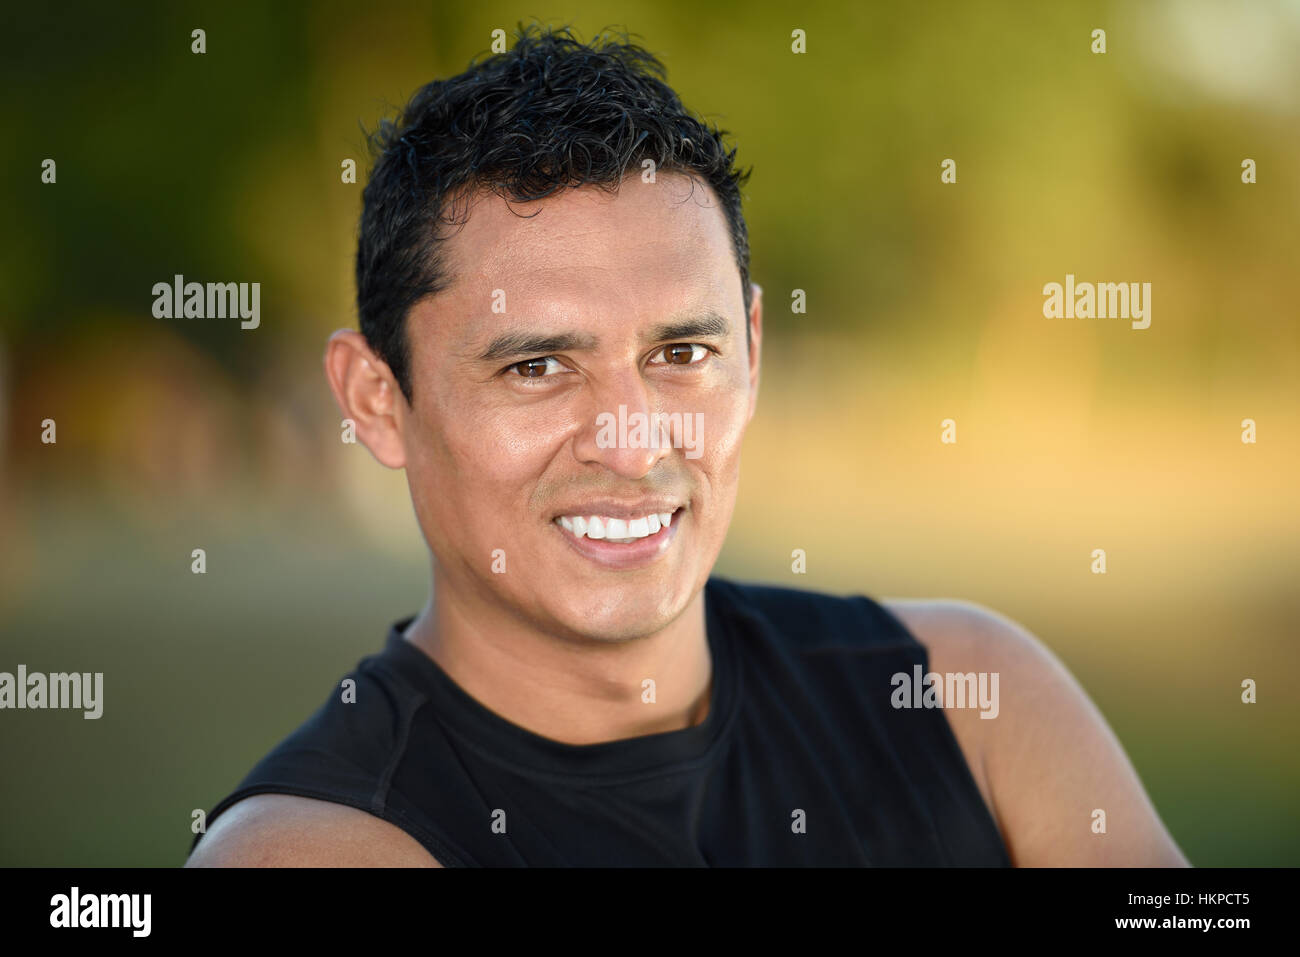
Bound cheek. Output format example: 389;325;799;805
413;393;569;517
693;369;752;476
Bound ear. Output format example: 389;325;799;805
746;282;763;423
322;329;408;469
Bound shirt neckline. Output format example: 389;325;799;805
377;577;742;782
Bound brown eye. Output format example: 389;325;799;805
512;357;558;378
662;344;700;365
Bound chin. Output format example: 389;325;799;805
542;575;695;643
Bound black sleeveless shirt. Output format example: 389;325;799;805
190;578;1010;866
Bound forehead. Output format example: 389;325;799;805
438;172;739;317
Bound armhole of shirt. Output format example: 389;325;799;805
190;659;475;868
864;594;1011;864
189;781;470;867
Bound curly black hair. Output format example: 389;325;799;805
355;24;752;403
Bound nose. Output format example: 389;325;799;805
572;373;673;480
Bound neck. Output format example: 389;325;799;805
401;573;713;746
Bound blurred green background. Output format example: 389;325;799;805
1;0;1297;866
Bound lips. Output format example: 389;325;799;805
552;507;684;569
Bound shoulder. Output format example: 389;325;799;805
882;597;1111;723
882;598;1188;866
185;794;443;867
881;598;1051;677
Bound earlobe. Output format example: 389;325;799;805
323;330;408;469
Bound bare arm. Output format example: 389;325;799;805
185;794;444;867
885;599;1189;867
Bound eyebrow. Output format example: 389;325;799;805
646;312;730;343
476;331;599;362
473;312;731;363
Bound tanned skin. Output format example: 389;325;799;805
187;174;1187;868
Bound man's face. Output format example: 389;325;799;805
396;172;761;643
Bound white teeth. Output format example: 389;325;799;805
556;509;679;542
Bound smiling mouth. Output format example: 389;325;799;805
553;508;682;543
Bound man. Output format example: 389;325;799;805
187;26;1187;867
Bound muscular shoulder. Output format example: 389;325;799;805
185;794;443;868
882;599;1062;719
881;598;1188;867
